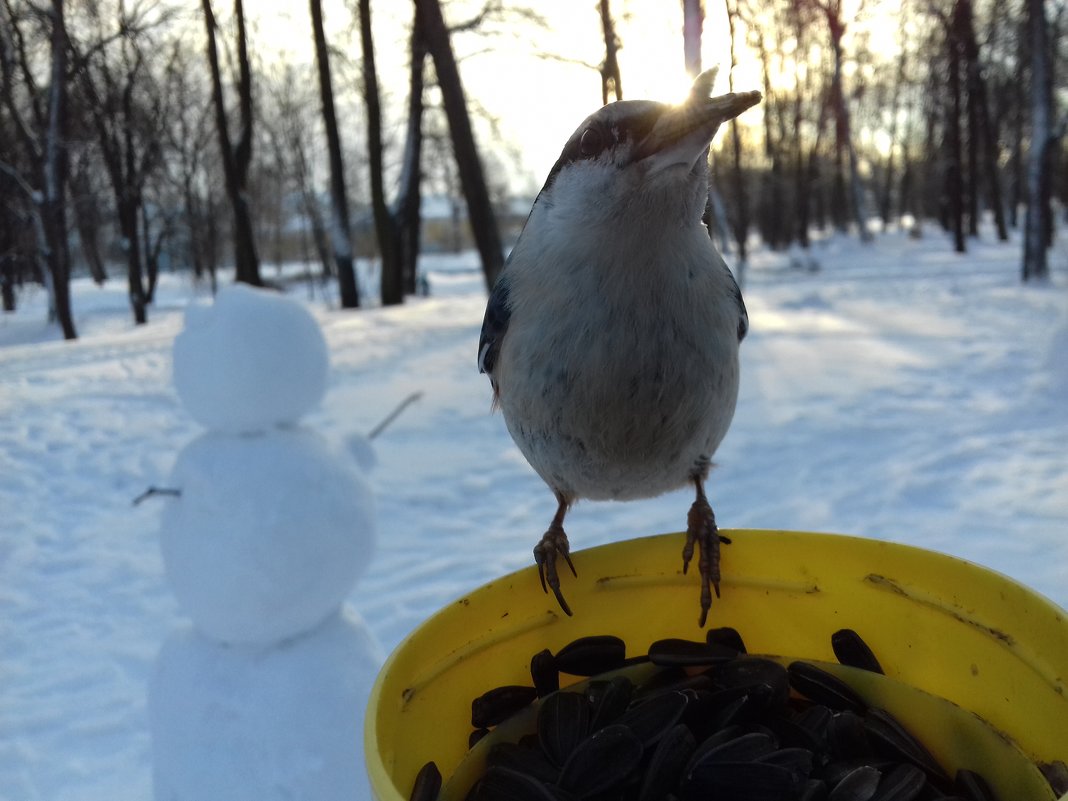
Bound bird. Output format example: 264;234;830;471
478;70;760;627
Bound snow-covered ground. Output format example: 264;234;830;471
1;229;1066;800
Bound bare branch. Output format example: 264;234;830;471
534;50;600;74
0;159;38;199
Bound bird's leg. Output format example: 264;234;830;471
682;477;731;627
533;493;577;616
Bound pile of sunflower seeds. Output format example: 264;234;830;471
410;628;1011;801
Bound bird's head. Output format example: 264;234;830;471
535;70;761;230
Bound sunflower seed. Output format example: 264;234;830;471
466;766;559;801
827;711;871;759
864;708;946;780
831;629;885;675
871;763;927;801
648;638;737;667
409;760;441;801
587;675;634;731
706;626;747;654
828;765;882;801
554;635;627;676
788;662;868;714
557;724;644;798
487;742;561;785
688;731;779;767
530;649;560;698
472;685;539;728
954;768;1000;801
638;724;696;801
537;691;590;766
616;689;689;747
685;760;802;800
708;657;790;709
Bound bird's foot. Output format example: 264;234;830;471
534;520;577;616
682;492;730;627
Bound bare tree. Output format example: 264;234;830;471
72;0;172;324
944;1;967;252
1022;0;1055;281
598;0;622;105
264;64;332;290
959;0;1007;240
877;8;909;231
162;37;220;291
418;0;504;290
808;0;872;242
67;153;107;284
202;0;261;286
309;0;359;307
356;0;400;306
724;0;751;267
0;0;77;337
392;0;427;297
683;0;703;78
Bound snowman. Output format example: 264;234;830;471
149;284;382;801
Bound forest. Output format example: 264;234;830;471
0;0;1064;340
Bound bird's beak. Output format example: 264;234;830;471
636;71;761;174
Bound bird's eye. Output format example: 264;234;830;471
579;128;604;158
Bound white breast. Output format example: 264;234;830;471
495;213;741;502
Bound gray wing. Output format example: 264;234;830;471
732;276;749;341
478;273;511;380
723;264;748;341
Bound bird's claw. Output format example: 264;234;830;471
534;523;576;616
683;493;726;628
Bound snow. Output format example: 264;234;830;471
173;284;330;433
1;228;1067;800
151;607;381;801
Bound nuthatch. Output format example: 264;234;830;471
479;71;761;626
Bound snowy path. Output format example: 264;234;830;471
1;231;1067;799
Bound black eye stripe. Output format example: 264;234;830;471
579;128;604;157
538;102;667;196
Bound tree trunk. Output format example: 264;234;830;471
358;0;401;306
1022;0;1052;281
393;0;427;297
69;162;108;284
724;0;749;272
806;86;833;243
119;201;147;324
202;0;261;286
824;8;871;242
945;21;966;253
142;203;164;303
682;0;703;78
44;0;76;339
897;104;916;225
123;61;148;323
957;0;1008;241
310;0;359;307
0;212;15;310
1;262;14;312
599;0;622;104
879;36;907;230
963;25;980;238
418;0;504;290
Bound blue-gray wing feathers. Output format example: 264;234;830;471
478;274;511;378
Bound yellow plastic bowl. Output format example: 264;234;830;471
365;530;1068;800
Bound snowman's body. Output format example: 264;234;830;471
150;285;380;801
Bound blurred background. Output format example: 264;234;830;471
1;0;1063;335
